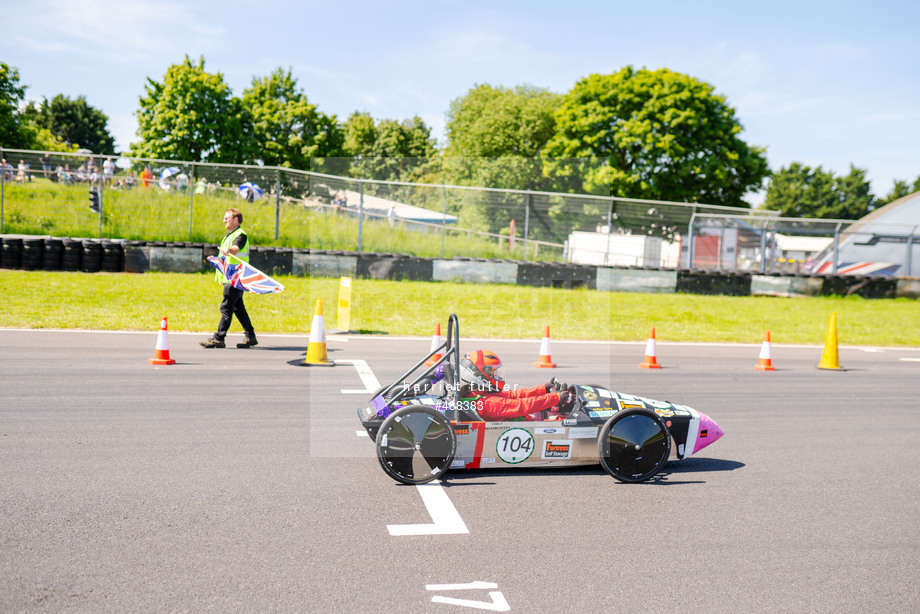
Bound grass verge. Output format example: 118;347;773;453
2;270;918;346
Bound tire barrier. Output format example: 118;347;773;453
62;238;83;271
1;237;23;269
20;238;44;271
81;240;102;273
0;234;917;300
43;238;63;271
101;241;123;272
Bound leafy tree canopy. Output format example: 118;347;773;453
880;175;920;205
131;55;250;163
242;67;344;169
442;84;561;190
0;62;31;149
342;111;435;181
543;66;769;204
23;94;116;154
764;162;877;219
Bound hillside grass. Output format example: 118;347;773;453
2;270;918;346
0;178;549;259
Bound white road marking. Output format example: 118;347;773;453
387;482;469;536
356;430;368;437
426;582;498;591
336;358;381;394
901;358;920;362
426;582;510;612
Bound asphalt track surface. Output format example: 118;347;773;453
2;328;919;613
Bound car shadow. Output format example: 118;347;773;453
439;457;744;487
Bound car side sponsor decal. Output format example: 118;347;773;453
588;410;616;418
496;428;534;464
568;426;598;439
535;427;562;435
541;440;573;459
618;400;645;410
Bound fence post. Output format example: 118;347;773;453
906;225;916;277
604;198;614;266
1;160;5;234
832;223;841;274
97;172;103;239
357;181;364;251
188;165;195;241
687;210;697;269
441;185;448;258
523;193;531;262
275;168;281;241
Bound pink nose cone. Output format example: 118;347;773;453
692;412;724;455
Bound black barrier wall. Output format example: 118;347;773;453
1;234;918;299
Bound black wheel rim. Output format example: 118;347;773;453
377;409;455;484
600;412;670;482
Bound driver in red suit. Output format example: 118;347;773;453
458;349;575;420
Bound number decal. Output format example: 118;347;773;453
496;428;534;464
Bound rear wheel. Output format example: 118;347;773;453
376;406;456;485
598;409;671;483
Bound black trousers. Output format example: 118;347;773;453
215;284;254;339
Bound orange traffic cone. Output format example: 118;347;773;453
148;316;176;365
424;323;443;366
639;327;661;369
304;298;334;366
755;330;776;371
532;325;557;368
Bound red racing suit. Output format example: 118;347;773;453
464;385;562;421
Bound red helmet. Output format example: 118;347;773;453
460;349;505;391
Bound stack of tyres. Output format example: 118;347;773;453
101;241;123;272
1;237;23;269
82;240;102;272
62;238;83;271
43;238;64;271
20;238;44;270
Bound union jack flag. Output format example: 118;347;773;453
207;256;285;294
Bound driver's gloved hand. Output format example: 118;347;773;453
560;389;576;406
545;378;567;392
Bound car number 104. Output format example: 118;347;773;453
496;428;534;464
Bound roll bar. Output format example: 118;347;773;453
370;314;462;421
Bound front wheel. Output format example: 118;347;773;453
598;409;671;483
376;406;456;485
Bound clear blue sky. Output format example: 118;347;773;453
3;0;918;204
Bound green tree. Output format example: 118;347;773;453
23;94;116;154
242;67;344;169
764;163;877;219
0;62;30;149
881;175;920;205
132;55;250;163
443;84;561;191
343;111;435;181
543;67;769;204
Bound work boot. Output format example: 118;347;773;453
200;337;225;348
237;334;258;349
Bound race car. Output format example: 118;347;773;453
357;315;724;484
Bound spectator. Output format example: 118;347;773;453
177;173;189;192
103;157;115;183
140;166;153;188
387;205;396;228
76;163;87;182
40;153;51;178
16;160;28;183
195;177;207;194
125;171;137;189
1;159;13;181
333;191;346;215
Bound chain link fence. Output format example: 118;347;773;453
3;147;918;274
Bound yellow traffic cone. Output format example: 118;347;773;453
818;313;844;370
304;298;334;366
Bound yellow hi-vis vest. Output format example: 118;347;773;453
215;226;249;284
